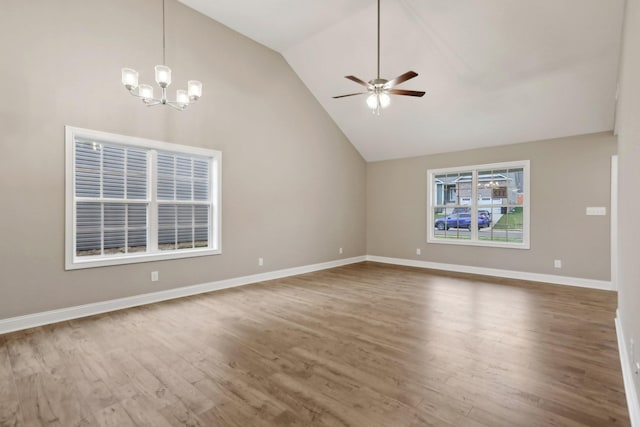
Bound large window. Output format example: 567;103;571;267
427;160;529;249
65;126;221;269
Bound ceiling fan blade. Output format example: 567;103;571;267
389;89;426;97
333;92;368;99
385;71;418;88
345;75;372;88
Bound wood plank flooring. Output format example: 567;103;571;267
0;262;630;426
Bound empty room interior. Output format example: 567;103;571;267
1;0;640;426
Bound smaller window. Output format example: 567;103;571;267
427;160;530;249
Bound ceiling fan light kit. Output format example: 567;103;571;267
121;0;202;111
367;91;391;110
334;0;425;114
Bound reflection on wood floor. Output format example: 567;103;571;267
0;262;630;426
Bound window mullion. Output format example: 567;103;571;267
124;204;129;254
100;144;104;199
191;158;195;247
173;156;177;200
100;143;105;256
100;202;105;256
123;150;129;254
174;205;178;251
471;170;478;241
173;156;177;251
210;157;218;250
149;150;158;253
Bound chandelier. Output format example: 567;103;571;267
121;0;202;110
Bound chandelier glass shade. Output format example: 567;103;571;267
121;0;202;111
121;67;202;110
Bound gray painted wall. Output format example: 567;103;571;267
617;0;640;409
0;0;366;318
367;132;616;281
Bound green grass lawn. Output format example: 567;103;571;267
492;207;523;230
479;236;523;243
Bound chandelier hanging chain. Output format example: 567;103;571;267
162;0;166;66
120;0;203;111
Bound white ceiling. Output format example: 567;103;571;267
179;0;626;161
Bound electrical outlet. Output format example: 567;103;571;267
635;362;640;375
554;260;562;269
339;247;343;254
151;271;159;282
258;257;263;266
416;248;421;255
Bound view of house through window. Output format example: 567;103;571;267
66;127;221;269
428;161;529;248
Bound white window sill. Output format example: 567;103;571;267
65;248;222;270
427;237;530;250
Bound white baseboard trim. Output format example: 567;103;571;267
616;311;640;427
0;254;614;335
366;255;613;291
0;256;366;335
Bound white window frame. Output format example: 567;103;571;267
427;160;530;249
65;126;222;270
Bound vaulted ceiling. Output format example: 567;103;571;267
179;0;625;161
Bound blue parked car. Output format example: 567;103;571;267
435;213;491;230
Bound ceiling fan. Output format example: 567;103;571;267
333;0;425;114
